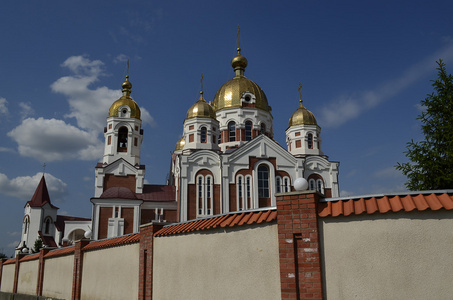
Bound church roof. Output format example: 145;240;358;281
38;231;58;248
100;187;138;200
26;175;58;209
55;215;91;232
139;185;176;202
318;190;453;217
154;208;277;237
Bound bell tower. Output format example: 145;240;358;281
94;75;145;197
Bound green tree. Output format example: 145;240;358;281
396;59;453;190
32;237;43;253
0;252;7;259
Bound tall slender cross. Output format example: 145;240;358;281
126;59;130;76
237;25;241;50
200;73;204;93
42;163;46;176
298;82;303;103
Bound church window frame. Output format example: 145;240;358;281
200;126;207;143
258;165;270;198
245;175;252;210
44;216;53;235
316;179;325;194
307;133;314;149
275;176;282;193
23;215;30;234
236;175;244;210
309;178;316;190
283;176;290;193
196;174;214;217
228;121;236;142
117;126;128;152
245;121;253;141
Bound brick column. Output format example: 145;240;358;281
72;239;90;300
0;258;7;290
36;248;51;296
138;222;163;300
12;253;25;293
276;191;324;300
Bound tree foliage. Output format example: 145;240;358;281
0;252;7;259
396;60;453;190
32;236;43;253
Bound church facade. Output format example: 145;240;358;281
17;43;339;251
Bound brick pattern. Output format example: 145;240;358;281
276;192;324;300
138;223;163;300
72;239;90;300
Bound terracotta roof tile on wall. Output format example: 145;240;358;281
20;253;40;261
82;233;140;251
155;208;277;237
44;246;75;258
318;191;453;217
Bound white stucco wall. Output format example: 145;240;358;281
16;259;39;295
319;210;453;300
0;263;15;293
42;255;74;300
80;243;139;300
153;223;281;300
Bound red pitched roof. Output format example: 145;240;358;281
55;215;91;232
38;232;58;248
138;184;176;202
26;175;58;209
100;187;138;199
318;191;453;217
154;208;277;237
82;233;140;251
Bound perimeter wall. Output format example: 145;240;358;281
0;191;452;300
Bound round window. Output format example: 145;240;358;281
244;94;251;102
122;109;127;114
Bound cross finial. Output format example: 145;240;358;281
42;163;46;176
237;25;241;52
126;59;130;76
200;73;204;95
298;82;303;103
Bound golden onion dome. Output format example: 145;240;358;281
175;136;185;151
212;48;271;113
288;100;317;127
186;92;216;120
108;75;141;120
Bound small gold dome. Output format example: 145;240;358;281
108;76;141;120
288;101;317;127
186;92;216;120
175;137;185;151
231;48;248;70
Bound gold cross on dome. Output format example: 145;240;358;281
298;82;303;103
200;73;204;94
237;25;241;49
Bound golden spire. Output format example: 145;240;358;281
231;25;248;77
122;60;132;97
200;73;204;95
298;82;303;105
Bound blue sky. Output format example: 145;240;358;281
1;0;452;256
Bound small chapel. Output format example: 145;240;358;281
16;41;339;252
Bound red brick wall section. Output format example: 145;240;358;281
104;174;136;192
276;192;324;300
99;207;113;239
36;248;51;296
139;223;163;300
72;239;90;300
122;207;135;234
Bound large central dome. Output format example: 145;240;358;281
212;49;271;113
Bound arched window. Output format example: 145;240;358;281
307;133;313;149
44;217;52;235
245;121;253;141
316;179;324;194
228;122;236;142
237;175;244;210
200;127;207;143
196;174;214;217
258;165;269;198
117;126;128;152
23;216;29;234
275;176;282;193
260;123;266;135
284;177;290;192
309;179;316;190
246;175;252;209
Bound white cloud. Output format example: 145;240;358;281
19;102;35;120
7;117;103;162
0;172;68;202
0;147;14;153
374;166;403;179
51;55;155;132
7;241;19;249
319;41;453;128
114;54;129;64
0;97;8;116
8;232;20;237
